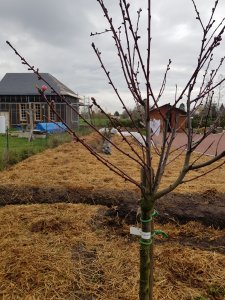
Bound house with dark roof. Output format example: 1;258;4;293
149;103;187;132
0;73;80;128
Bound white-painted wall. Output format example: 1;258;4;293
0;116;6;133
0;112;9;130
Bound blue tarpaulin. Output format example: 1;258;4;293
36;122;67;133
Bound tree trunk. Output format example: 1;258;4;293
139;169;155;300
139;213;152;300
149;220;154;300
139;203;155;300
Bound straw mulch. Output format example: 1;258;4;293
0;203;225;300
0;133;225;299
0;132;224;197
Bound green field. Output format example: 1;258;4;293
79;117;109;128
0;133;71;170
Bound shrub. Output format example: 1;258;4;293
47;133;71;148
1;149;19;169
118;118;142;129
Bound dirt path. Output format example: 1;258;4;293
153;132;225;156
1;184;225;229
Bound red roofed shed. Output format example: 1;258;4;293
149;103;187;132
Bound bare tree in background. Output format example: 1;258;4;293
7;0;225;299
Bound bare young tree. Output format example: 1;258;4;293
7;0;225;299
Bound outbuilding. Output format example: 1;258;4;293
149;103;187;132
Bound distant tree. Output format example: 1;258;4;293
120;108;131;119
219;103;225;112
179;103;186;111
114;111;120;117
219;103;225;127
211;102;218;120
216;74;225;107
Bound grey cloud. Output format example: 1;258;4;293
0;0;225;112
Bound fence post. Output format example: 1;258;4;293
6;126;9;152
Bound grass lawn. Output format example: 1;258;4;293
80;117;109;128
0;132;71;170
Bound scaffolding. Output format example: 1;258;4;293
79;96;92;124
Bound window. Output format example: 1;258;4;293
19;104;28;122
34;103;42;121
48;102;56;121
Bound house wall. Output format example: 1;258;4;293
149;106;187;132
0;95;79;129
65;96;79;129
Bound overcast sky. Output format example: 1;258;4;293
0;0;225;113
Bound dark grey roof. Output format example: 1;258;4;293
0;73;78;98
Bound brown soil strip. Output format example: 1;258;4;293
1;184;225;230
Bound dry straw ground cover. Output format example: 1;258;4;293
0;133;225;299
0;203;225;300
0;133;224;195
